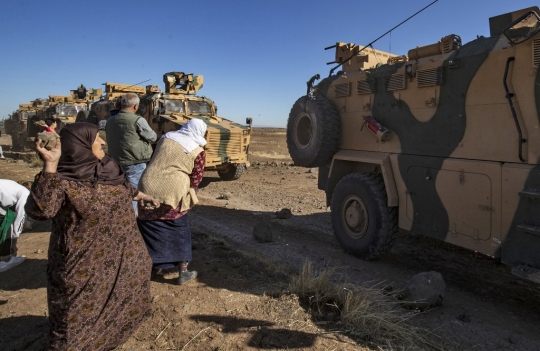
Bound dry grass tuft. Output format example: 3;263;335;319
289;262;455;351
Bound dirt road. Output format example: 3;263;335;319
1;129;539;350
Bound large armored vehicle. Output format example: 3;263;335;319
287;7;540;282
139;71;252;181
86;82;147;124
5;101;43;151
25;85;101;145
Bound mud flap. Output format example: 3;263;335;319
511;265;540;284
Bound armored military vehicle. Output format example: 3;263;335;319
5;101;42;151
287;7;540;282
86;82;147;124
139;71;252;181
46;85;101;126
25;85;101;143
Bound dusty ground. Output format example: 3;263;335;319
1;129;540;351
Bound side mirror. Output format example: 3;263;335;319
246;117;253;126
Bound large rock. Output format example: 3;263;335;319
253;221;273;243
398;271;445;310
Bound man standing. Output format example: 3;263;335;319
0;179;30;272
106;93;157;213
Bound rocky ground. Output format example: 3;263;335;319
1;128;540;350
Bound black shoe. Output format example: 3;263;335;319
178;270;198;285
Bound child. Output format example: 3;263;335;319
44;117;60;136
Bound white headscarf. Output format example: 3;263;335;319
163;118;208;153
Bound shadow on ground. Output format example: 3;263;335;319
0;258;48;291
0;315;48;351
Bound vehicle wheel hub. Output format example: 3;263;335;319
294;112;312;149
342;195;368;239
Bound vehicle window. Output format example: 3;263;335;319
504;11;540;44
187;100;211;115
164;99;184;113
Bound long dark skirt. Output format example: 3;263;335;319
137;215;192;269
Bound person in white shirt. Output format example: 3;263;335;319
0;145;5;159
0;179;30;272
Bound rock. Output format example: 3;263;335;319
218;192;232;200
275;208;293;219
398;271;445;310
253;221;273;243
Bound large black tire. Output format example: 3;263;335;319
218;163;245;181
331;172;398;260
286;96;340;167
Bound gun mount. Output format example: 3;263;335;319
163;72;204;95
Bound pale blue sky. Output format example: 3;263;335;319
0;0;537;127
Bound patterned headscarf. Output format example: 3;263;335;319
57;123;125;185
163;118;207;153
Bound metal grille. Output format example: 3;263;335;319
206;129;242;158
417;67;443;87
533;39;540;67
386;73;405;91
357;80;374;94
334;83;350;97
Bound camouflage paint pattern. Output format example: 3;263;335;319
295;7;540;271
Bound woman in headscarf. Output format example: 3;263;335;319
25;123;160;351
137;118;207;285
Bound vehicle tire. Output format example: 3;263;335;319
330;172;398;260
218;163;245;181
286;95;340;167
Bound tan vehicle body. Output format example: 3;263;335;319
88;83;147;123
287;7;540;281
5;103;38;151
138;72;252;180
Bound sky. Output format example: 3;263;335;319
0;0;538;127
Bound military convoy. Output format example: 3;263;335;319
287;7;540;282
5;85;101;151
82;72;252;180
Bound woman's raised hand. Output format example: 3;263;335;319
35;137;61;173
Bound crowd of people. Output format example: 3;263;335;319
0;92;208;350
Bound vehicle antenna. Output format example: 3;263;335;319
100;79;152;91
327;0;439;77
125;79;151;89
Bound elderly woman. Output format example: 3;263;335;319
25;123;159;351
137;118;207;285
